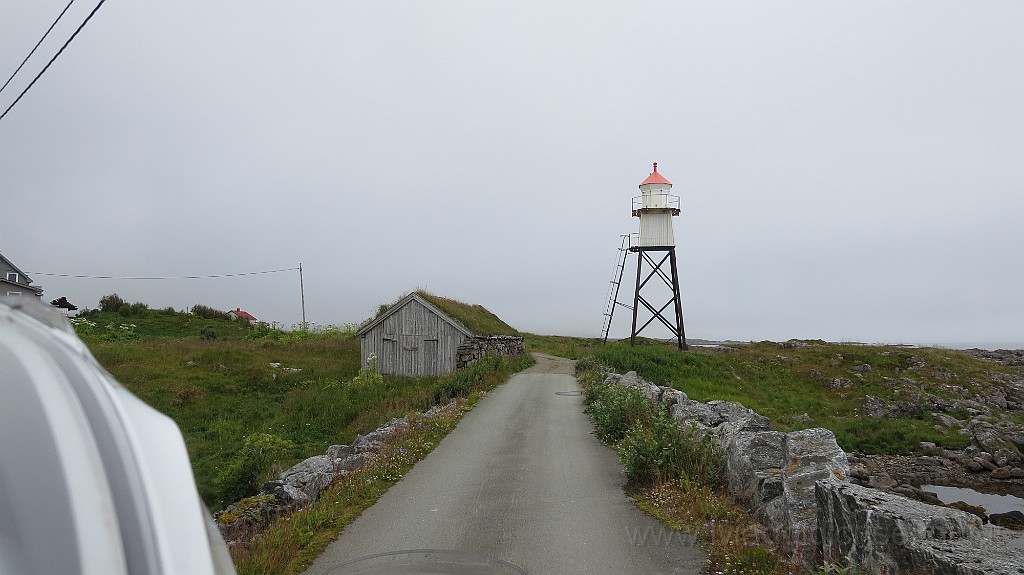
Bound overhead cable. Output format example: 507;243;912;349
0;0;106;123
26;267;301;280
0;0;77;96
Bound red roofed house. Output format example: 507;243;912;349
228;308;257;322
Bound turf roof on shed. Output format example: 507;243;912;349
415;291;519;337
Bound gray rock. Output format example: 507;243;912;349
869;472;898;490
670;400;725;427
619;371;641;387
659;387;688;407
280;454;332;486
723;430;785;508
989;511;1024;530
973;457;998;472
335;452;373;473
713;410;772;448
933;412;965;429
826;377;853;391
707;400;767;425
814;478;1015;575
991;466;1013;479
300;470;334;499
862;395;886;418
327;444;355;460
774;428;849;563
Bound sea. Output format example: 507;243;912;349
918;342;1024;351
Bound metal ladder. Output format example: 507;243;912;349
600;234;634;343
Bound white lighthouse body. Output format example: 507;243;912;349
634;163;679;248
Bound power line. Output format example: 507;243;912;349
26;267;300;280
0;0;106;123
0;0;77;96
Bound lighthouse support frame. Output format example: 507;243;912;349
629;245;688;351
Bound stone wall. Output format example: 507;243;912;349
456;336;525;369
215;400;460;546
600;369;1024;573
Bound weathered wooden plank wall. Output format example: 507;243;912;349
360;299;468;377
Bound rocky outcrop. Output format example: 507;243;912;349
602;370;849;564
597;368;1024;573
456;336;525;369
817;478;1024;575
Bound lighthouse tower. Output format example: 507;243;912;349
629;163;688;350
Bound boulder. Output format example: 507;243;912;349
713;411;772;448
774;428;850;563
933;412;965;429
990;466;1013;479
989;511;1024;530
659;387;687;407
861;395;886;418
327;444;356;460
827;377;853;391
723;430;785;509
671;400;725;427
335;452;373;473
280;454;332;486
816;478;997;575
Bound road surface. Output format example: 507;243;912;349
303;354;705;574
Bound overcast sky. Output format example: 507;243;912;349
2;1;1022;346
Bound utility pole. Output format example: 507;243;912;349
299;262;307;329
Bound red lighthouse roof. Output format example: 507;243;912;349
640;162;672;186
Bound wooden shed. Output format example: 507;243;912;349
357;291;522;377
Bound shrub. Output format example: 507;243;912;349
215;433;295;505
619;411;723;486
98;293;126;313
584;381;658;443
199;327;218;341
118;301;149;318
192;304;230;320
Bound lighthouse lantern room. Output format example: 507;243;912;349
634;162;680;247
628;162;688;350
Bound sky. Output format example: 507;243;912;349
2;1;1022;345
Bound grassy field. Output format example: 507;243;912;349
74;305;531;509
568;339;1024;575
580;339;1024;454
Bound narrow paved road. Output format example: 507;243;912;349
304;354;705;575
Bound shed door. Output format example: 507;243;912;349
401;335;421;376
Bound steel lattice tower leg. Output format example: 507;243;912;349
629;246;688;351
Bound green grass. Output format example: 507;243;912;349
568;340;1020;454
230;356;534;575
368;291;520;336
76;307;534;508
77;309;251;339
523;332;603;359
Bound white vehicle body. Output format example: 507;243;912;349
0;299;236;575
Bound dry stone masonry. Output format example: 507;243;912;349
599;368;1024;573
455;336;525;369
216;400;459;547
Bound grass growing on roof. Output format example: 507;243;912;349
414;290;519;336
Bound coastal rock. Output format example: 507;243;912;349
826;377;853;391
861;395;886;418
327;444;356;460
775;428;849;563
815;478;1005;575
723;430;785;509
659;387;687;407
989;511;1024;530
